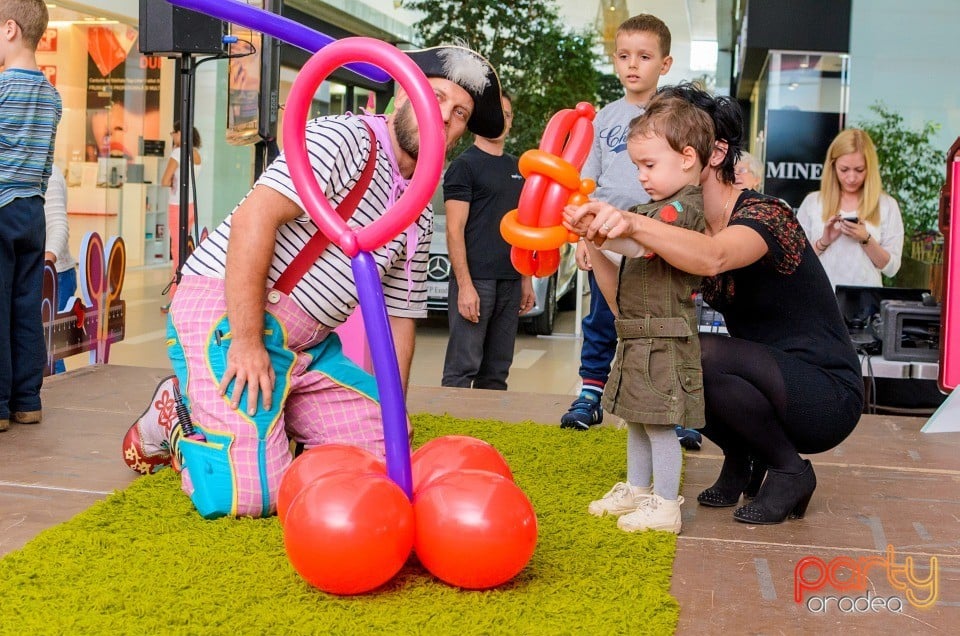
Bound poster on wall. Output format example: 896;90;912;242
39;65;56;86
85;24;161;168
225;0;265;146
38;28;57;52
763;109;844;208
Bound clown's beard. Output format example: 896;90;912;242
394;101;419;161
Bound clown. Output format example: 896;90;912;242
123;45;505;519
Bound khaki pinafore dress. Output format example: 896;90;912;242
601;184;706;428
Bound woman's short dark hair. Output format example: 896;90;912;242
655;83;744;184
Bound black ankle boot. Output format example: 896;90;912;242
733;460;816;524
697;454;753;507
743;459;767;499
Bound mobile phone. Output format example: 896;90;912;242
841;214;860;224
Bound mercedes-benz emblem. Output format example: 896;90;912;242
427;255;450;280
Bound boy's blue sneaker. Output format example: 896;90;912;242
675;425;702;451
560;393;603;430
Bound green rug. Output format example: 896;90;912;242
0;415;678;635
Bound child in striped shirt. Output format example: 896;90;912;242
0;0;62;432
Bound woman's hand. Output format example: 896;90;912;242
821;216;843;246
564;200;632;245
836;216;870;243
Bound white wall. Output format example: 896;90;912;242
849;0;958;155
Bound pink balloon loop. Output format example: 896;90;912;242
283;37;445;256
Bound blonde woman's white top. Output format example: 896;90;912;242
796;191;904;288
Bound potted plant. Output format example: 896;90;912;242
857;103;945;295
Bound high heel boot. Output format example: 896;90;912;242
733;459;816;524
697;454;753;507
743;458;767;499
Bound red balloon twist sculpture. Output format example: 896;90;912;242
500;101;597;277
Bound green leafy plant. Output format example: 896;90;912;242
857;103;945;243
402;0;601;156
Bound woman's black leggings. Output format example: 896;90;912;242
699;334;806;472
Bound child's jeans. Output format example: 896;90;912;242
0;196;45;419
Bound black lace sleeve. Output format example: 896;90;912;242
701;192;806;309
732;191;805;276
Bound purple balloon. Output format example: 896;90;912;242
166;0;391;83
351;252;413;499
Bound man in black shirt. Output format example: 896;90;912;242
441;92;534;389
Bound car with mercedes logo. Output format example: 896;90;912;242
426;197;578;336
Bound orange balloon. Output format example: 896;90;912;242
413;470;537;589
277;444;386;525
500;209;571;251
283;471;414;595
411;435;513;494
518;149;581;191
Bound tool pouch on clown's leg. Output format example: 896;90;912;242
168;312;295;519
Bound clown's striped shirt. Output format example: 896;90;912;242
184;115;433;328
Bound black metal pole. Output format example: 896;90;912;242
176;52;195;279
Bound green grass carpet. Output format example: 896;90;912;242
0;415;678;635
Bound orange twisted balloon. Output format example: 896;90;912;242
500;102;596;277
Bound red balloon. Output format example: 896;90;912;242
411;435;513;494
277;444;386;525
414;470;537;589
283;471;414;595
533;249;560;278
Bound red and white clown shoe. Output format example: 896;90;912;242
122;375;185;474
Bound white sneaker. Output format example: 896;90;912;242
588;482;654;517
617;494;685;534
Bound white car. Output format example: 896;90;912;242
426;207;578;335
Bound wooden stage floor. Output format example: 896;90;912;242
1;365;957;634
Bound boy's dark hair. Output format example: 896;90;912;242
628;95;715;168
617;14;672;57
0;0;49;50
173;121;202;149
655;83;744;184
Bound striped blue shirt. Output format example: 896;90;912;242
0;68;62;207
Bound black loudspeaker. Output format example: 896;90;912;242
138;0;225;56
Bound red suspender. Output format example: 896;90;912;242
273;121;377;295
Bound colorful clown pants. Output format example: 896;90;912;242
167;275;385;519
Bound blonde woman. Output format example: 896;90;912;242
796;129;904;288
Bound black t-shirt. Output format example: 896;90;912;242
703;190;863;400
442;145;525;280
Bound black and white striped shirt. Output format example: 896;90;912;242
183;116;432;327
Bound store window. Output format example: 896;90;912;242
753;51;850;207
276;68;359;151
42;5;174;266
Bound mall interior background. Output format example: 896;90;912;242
46;0;958;271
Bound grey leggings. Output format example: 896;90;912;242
627;422;682;500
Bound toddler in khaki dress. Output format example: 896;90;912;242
571;95;715;534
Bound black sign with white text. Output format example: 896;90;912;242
764;109;844;208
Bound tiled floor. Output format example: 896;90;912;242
63;263;589;398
